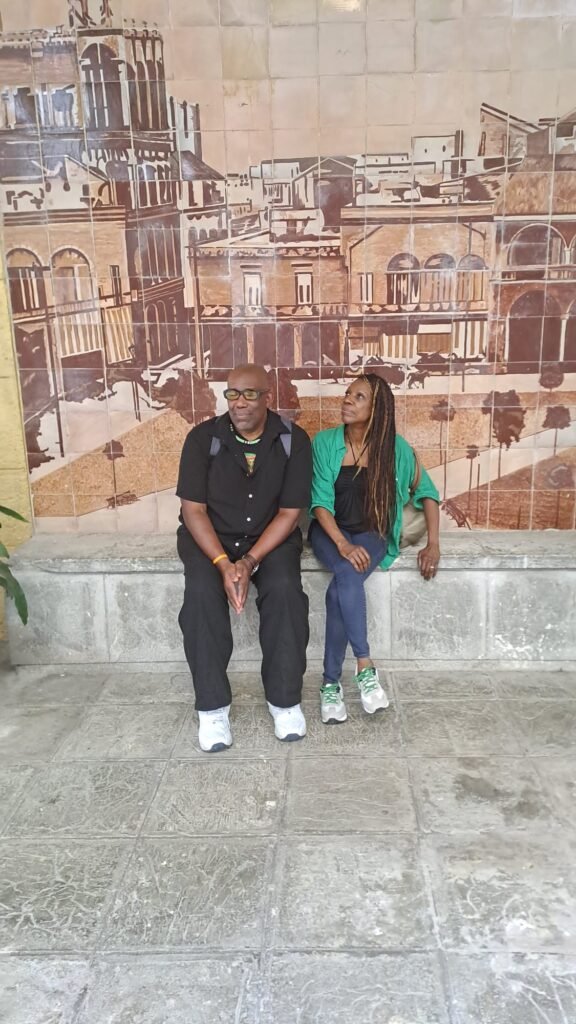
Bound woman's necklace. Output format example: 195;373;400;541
345;428;367;467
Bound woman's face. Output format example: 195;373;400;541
341;379;373;427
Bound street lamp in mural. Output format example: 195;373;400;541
186;233;205;376
430;398;455;499
547;463;575;529
466;444;480;512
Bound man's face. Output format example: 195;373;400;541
226;368;271;435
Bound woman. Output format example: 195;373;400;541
309;373;440;724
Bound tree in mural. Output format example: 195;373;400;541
482;390;527;479
543;405;571;456
539;364;564;394
430;398;455;499
103;439;124;461
466;444;480;510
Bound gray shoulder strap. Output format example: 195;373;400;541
279;417;293;458
210;416;292;457
209;415;226;457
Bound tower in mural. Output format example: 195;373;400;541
67;0;187;368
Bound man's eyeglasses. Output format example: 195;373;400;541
224;388;269;401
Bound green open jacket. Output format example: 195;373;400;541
310;426;440;570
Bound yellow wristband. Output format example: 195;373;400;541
212;553;228;566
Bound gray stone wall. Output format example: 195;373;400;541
6;533;576;667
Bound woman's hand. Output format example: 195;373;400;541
418;541;440;580
337;539;371;573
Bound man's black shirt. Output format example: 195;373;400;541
176;411;312;558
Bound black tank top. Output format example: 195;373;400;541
334;465;368;534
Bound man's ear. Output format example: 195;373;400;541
265;390;273;409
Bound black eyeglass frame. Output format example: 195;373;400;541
223;387;270;401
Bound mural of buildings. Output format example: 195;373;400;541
0;0;575;533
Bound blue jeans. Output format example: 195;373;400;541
309;521;388;684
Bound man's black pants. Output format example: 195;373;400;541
177;530;309;711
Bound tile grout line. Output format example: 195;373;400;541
253;745;293;1015
83;701;190;958
0;765;39;839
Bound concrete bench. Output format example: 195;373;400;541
5;531;576;667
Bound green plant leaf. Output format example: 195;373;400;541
0;505;27;523
0;563;28;625
0;541;9;558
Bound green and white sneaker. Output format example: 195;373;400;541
320;682;347;724
354;667;389;714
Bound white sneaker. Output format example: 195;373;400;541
198;706;232;752
320;682;348;724
267;702;306;742
354;667;390;714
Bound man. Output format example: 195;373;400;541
176;364;312;752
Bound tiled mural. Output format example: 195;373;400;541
1;0;575;534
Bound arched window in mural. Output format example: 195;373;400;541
80;43;123;130
456;253;487;305
386;253;420;310
51;249;101;359
507;224;565;279
51;248;94;305
137;163;158;207
508;291;562;370
422;253;455;310
564;300;576;371
6;249;46;315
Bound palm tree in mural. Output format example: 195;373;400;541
465;444;480;511
543;405;571;456
482;390;527;479
430;398;455;499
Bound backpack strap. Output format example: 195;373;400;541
279;416;293;459
209;414;227;458
209;415;293;458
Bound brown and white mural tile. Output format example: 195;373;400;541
0;0;575;532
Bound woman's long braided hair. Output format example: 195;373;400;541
357;373;397;537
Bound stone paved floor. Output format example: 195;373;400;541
1;664;576;1023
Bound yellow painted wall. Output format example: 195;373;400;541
0;245;32;638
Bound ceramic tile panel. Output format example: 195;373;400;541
0;0;573;534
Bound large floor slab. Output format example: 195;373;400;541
2;664;576;1022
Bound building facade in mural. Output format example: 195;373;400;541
0;0;574;531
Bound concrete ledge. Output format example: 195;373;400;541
8;529;576;573
6;531;576;666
